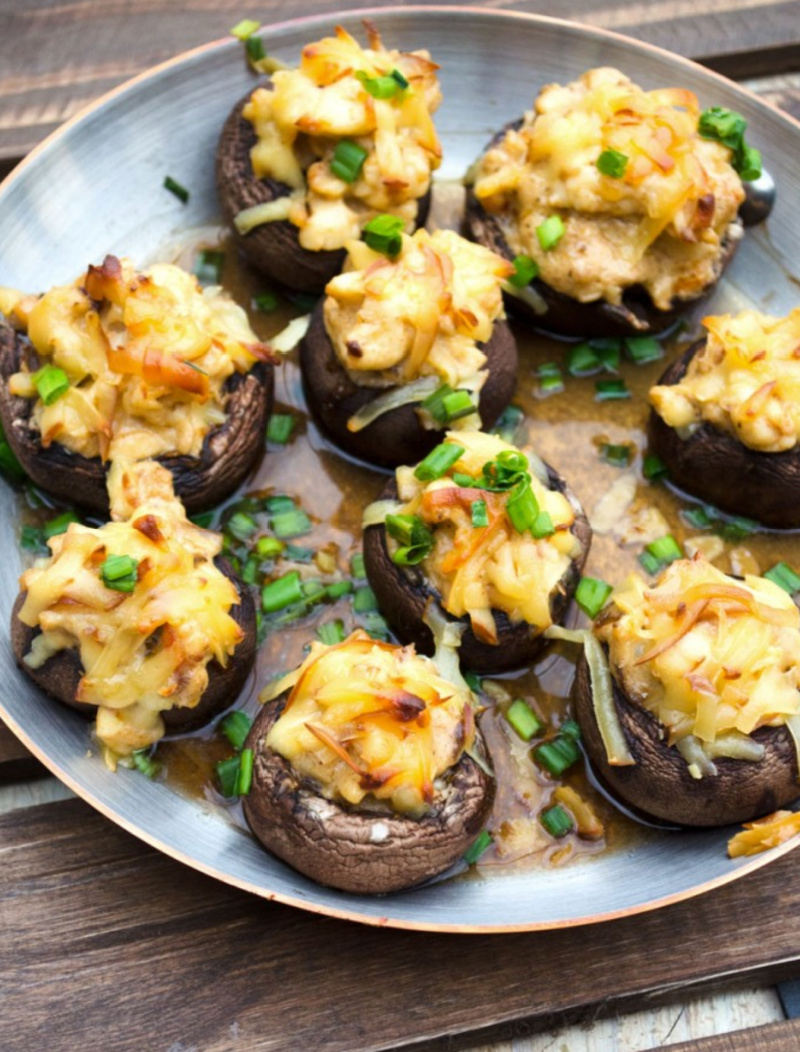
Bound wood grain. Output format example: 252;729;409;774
0;722;41;783
1;0;800;161
2;797;800;1052
666;1019;800;1052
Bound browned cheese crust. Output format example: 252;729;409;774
573;648;800;827
299;300;518;468
242;695;495;894
648;339;800;528
0;317;273;515
362;469;592;672
216;88;431;294
10;558;256;734
465;119;739;339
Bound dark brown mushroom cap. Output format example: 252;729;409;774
362;466;592;672
10;558;256;734
648;339;800;528
242;694;494;894
299;300;518;468
465;119;740;339
0;317;273;515
573;647;800;828
216;89;431;294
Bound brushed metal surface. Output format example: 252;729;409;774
1;7;799;932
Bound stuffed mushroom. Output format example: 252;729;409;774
0;255;275;514
362;430;591;672
649;308;800;528
216;24;441;293
573;557;800;827
300;228;518;467
243;629;494;893
466;68;754;337
11;459;256;764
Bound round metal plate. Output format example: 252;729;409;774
2;7;800;933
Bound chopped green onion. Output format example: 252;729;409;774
351;552;366;579
391;69;409;89
534;735;580;777
362;213;404;256
20;524;45;551
35;365;70;405
536;215;565;251
764;562;800;595
441;389;476;422
471;499;488;528
241;557;259;585
132;749;161;779
317;619;346;645
227;511;257;541
414;442;464;482
163;176;189;204
360;610;390;640
385;513;433;567
254;290;279;312
100;553;139;593
698;107;762;181
330;140;368;183
491;404;525;444
540;803;574;838
537;362;564;395
529;510;554;539
646;534;682;565
463;829;493;865
216;755;241;797
560;719;581;741
506;479;539;533
44;510;79;539
738;143;762;182
638;550;663;576
595;378;630;401
643;454;668;480
601;443;632;467
596;149;628;178
194;249;224;285
245;35;266;63
261;571;303;613
265;495;295;513
591;338;621;373
0;439;25;483
718;515;758;542
355;69;407;99
267;413;295;445
479;449;529;492
566;343;601;376
271;507;311;540
464;671;483;694
624;336;663;364
256;536;285;560
508;254;539;287
682;506;713;530
221;711;253;751
575;576;613;619
506;699;543;742
285;544;314;563
236;749;254;795
190;510;215;529
326;580;353;600
230;18;260;39
353;586;378;613
301;579;326;605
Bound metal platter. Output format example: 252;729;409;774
2;6;800;932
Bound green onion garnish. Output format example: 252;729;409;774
131;749;161;779
301;579;326;606
221;711;253;752
326;580;353;600
596;149;628;178
353;585;378;613
638;551;663;576
362;213;405;256
464;671;483;694
646;534;682;565
254;290;279;312
479;449;529;492
351;552;366;578
698;107;762;181
506;699;543;742
414;442;464;482
245;35;266;63
360;610;391;640
227;511;258;541
642;454;668;480
508;254;539;287
163;176;190;204
491;404;525;444
718;515;758;542
330;140;368;183
0;439;25;483
35;365;70;406
385;513;433;565
682;506;713;530
236;749;254;795
271;505;311;540
241;557;259;585
284;544;314;563
317;619;346;645
764;562;800;595
43;510;79;539
595;378;630;401
536;215;565;251
624;336;663;364
575;576;613;619
256;536;285;560
20;524;45;551
194;249;224;285
531;510;555;539
463;829;493;866
441;389;475;422
471;499;488;528
566;343;602;376
261;571;304;613
534;735;580;777
601;443;632;467
537;362;564;395
355;69;407;99
540;803;574;838
560;719;581;741
216;756;241;797
506;479;539;533
230;18;260;39
100;553;139;593
267;413;295;445
190;510;215;529
391;69;409;89
591;338;621;373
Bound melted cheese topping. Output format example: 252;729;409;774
244;25;442;252
324;229;511;391
7;255;268;462
261;630;473;816
472;68;744;309
394;431;581;642
650;309;800;452
596;559;800;759
728;810;800;857
17;460;243;759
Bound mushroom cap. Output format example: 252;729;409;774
242;695;495;894
648;339;800;528
299;300;518;468
362;467;592;672
216;89;431;294
10;558;256;735
0;318;273;515
465;119;740;339
573;648;800;828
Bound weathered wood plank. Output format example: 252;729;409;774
664;1019;800;1052
1;0;800;161
2;797;800;1052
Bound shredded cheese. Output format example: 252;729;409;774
728;810;800;857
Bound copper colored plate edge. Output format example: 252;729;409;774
1;6;800;933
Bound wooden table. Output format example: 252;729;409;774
3;3;800;1050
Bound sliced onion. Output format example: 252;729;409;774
676;735;718;779
346;376;440;433
361;499;402;528
270;314;311;354
233;197;294;235
707;732;765;763
503;281;549;316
